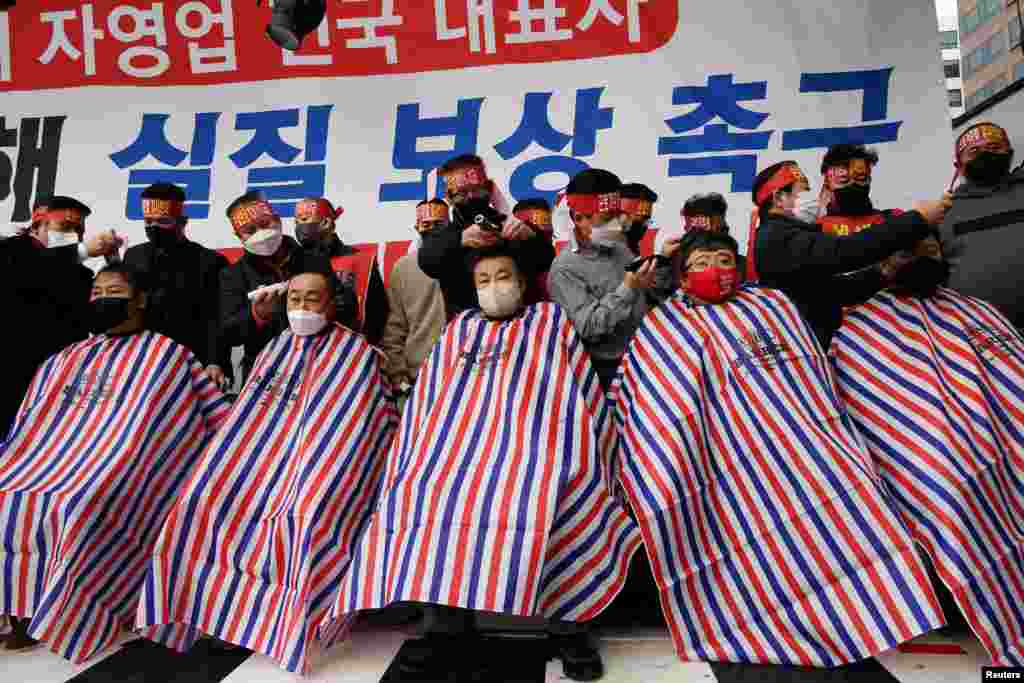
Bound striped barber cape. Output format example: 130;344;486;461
0;332;230;663
330;303;640;624
137;324;396;674
831;287;1024;666
615;285;943;667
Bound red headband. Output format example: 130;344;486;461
31;207;50;223
444;165;488;192
45;208;85;227
514;207;552;228
229;200;276;231
620;198;653;217
755;165;804;206
683;215;712;232
142;198;185;219
416;202;449;222
295;198;343;222
565;191;621;215
956;123;1009;158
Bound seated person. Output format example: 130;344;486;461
615;231;944;667
0;264;229;658
329;246;641;681
138;268;397;675
830;235;1024;667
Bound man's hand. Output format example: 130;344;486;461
84;230;124;258
912;198;952;226
204;365;228;389
660;236;685;259
624;259;658;290
461;224;500;249
251;287;282;321
501;216;535;242
879;251;914;280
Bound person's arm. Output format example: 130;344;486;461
362;266;389;347
758;211;932;279
380;266;411;386
417;224;464;281
334;274;360;331
219;264;260;351
548;265;643;346
832;267;886;307
202;252;229;370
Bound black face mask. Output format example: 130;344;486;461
458;197;494;220
964;152;1013;186
295;222;325;248
145;225;182;251
625;219;649;251
889;257;949;299
91;297;134;334
832;184;874;216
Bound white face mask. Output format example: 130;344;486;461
477;281;523;320
782;192;820;224
288;310;328;337
46;230;79;249
244;225;283;256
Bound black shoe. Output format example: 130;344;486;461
2;617;41;653
397;633;462;676
551;632;604;681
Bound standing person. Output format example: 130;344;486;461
418;154;556;318
831;236;1024;667
512;197;556;302
939;121;1024;329
752;160;949;345
0;264;229;657
548;169;678;390
139;268;396;674
123;183;230;388
619;183;658;256
380;199;447;408
293;196;388;343
330;245;639;681
0;196;121;434
817;144;905;238
219;192;332;381
616;230;944;668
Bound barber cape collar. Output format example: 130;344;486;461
755;165;806;206
142;198;185;219
295;198;343;222
229;199;276;231
416;202;448;221
565;191;621;214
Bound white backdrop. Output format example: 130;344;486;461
0;1;954;257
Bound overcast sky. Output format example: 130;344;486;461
935;0;958;21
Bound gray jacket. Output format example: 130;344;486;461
547;238;674;363
939;165;1024;328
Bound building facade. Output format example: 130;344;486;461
958;0;1024;111
941;16;965;117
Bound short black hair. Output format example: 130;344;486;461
288;267;338;299
821;144;879;173
682;192;728;217
620;183;658;202
565;168;621;196
141;182;187;202
226;190;267;219
95;263;148;295
33;196;52;211
466;243;524;277
751;161;798;208
439;154;485;176
513;197;551;213
678;230;740;268
48;195;92;217
416;198;449;210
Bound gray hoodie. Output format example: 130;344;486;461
939;165;1024;329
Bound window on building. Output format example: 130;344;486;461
949;89;963;108
941;29;960;49
944;59;961;78
963;31;1008;79
966;75;1008;109
961;0;1004;37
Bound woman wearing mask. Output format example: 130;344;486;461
750;160;949;346
218;192;333;381
329;245;639;682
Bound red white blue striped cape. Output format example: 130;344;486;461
0;332;229;663
329;303;640;624
830;287;1024;666
615;285;944;667
137;324;396;674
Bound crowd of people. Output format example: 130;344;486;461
0;120;1023;680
